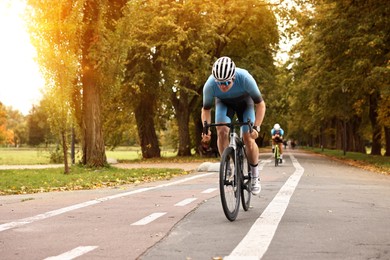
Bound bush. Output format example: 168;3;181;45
50;147;64;163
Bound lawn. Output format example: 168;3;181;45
0;147;178;165
303;147;390;175
0;165;187;195
0;147;208;195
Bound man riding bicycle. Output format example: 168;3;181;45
201;56;266;195
271;123;284;163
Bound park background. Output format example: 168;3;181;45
0;0;389;175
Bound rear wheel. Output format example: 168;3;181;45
219;147;240;221
240;148;251;211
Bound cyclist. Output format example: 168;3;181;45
201;56;266;195
271;123;284;163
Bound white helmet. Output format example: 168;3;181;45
274;123;281;130
212;56;236;81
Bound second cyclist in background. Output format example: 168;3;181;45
271;123;284;163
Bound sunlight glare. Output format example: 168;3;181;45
0;0;44;115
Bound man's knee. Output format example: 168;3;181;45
217;126;229;139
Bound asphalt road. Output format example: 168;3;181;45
1;150;389;260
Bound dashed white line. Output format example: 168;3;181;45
225;154;304;259
131;212;167;226
174;198;197;206
202;188;218;193
44;246;98;260
0;172;216;232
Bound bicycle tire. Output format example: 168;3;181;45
240;148;251;211
219;147;240;221
274;146;279;167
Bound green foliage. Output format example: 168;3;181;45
49;146;64;163
286;0;390;152
27;104;52;146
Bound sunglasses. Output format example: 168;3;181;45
216;80;232;86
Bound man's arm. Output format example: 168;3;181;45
250;100;266;139
201;108;212;142
254;100;266;128
201;108;211;126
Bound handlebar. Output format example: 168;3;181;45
203;119;253;135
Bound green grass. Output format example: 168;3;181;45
0;148;52;165
0;165;186;195
304;147;390;174
0;147;215;195
0;147;179;165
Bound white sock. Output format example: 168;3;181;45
250;164;259;178
280;154;283;159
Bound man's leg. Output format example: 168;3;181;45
279;142;283;162
214;100;231;156
243;134;260;195
216;125;230;156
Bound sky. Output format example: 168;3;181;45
0;0;44;115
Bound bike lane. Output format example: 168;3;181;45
140;154;297;259
0;170;220;259
140;151;390;259
262;151;390;260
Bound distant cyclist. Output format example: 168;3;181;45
201;56;266;195
271;123;284;163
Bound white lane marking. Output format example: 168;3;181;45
174;198;197;206
202;188;217;193
259;160;271;170
44;246;98;260
0;172;216;232
225;154;304;259
131;212;167;226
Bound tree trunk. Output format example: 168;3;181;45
82;77;107;166
81;0;107;167
369;92;382;155
350;115;365;153
61;130;69;174
134;99;161;158
384;126;390;156
171;90;192;156
176;110;191;156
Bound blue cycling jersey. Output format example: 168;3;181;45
202;68;263;110
271;128;284;136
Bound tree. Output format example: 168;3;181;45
5;107;27;147
0;102;9;145
287;0;390;155
27;104;51;146
27;0;129;167
79;0;107;166
116;0;280;157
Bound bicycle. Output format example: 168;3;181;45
273;138;283;167
203;119;253;221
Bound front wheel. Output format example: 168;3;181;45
219;147;240;221
240;148;251;211
274;147;279;167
